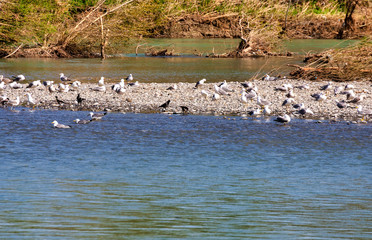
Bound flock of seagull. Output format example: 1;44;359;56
1;72;372;128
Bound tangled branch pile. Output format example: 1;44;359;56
290;36;372;81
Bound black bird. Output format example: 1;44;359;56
77;93;85;105
180;106;189;114
159;100;170;109
55;96;65;105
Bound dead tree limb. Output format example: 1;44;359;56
61;0;135;48
3;43;23;58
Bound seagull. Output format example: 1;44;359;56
76;93;85;105
51;120;71;128
166;84;178;90
295;84;310;90
12;74;25;82
263;106;272;115
298;107;314;116
262;74;278;81
257;95;271;107
159;100;170;110
0;81;6;91
26;80;42;88
58;83;69;93
292;103;305;109
214;84;229;95
89;112;107;120
201;90;210;99
9;81;23;89
248;108;261;117
357;106;372;116
91;85;106;92
48;84;57;93
25;93;36;106
6;96;20;109
55;96;65;105
70;81;81;90
320;81;332;91
345;90;356;100
126;74;133;82
275;83;293;92
119;79;125;88
194;78;206;89
274;114;291;123
336;100;347;109
344;84;354;90
60;73;72;82
128;81;139;87
219;80;233;92
311;93;327;101
212;93;220;101
115;87;126;95
43;80;54;88
240;90;248;104
73;119;92;124
347;94;365;104
246;90;257;101
282;98;294;107
98;77;105;86
1;95;9;106
333;86;342;95
180;106;189;114
240;82;253;89
285;89;295;98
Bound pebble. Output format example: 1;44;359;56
1;79;371;121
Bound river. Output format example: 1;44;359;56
1;38;370;239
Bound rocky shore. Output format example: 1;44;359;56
1;78;371;122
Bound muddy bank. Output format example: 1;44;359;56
2;79;371;123
151;14;371;39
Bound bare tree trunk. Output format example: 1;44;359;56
337;0;358;39
283;0;292;32
100;17;106;60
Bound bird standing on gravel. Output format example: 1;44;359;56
159;100;170;110
194;78;206;89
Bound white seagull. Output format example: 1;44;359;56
25;93;36;106
12;74;25;82
274;114;291;123
126;74;133;82
194;78;206;88
51;120;72;129
60;73;72;82
7;96;20;110
89;112;107;120
98;77;105;86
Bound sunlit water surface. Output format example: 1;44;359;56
0;39;358;83
0;108;371;239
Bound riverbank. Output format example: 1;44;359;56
2;79;371;122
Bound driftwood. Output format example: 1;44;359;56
3;43;23;58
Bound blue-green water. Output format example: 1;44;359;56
0;108;371;239
0;39;358;83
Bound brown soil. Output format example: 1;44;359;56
1;13;371;59
152;14;372;39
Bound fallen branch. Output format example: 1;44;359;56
3;43;23;58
